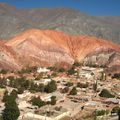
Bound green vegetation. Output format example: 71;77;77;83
69;87;77;95
8;77;30;90
2;89;18;103
93;82;97;92
0;69;7;74
111;106;120;114
65;82;73;87
10;89;18;100
0;78;7;88
2;90;20;120
0;116;3;120
50;96;57;105
51;72;57;77
18;66;37;74
95;109;108;116
67;67;76;75
2;90;9;103
99;89;115;98
118;109;120;120
61;87;69;93
0;76;45;93
73;61;82;67
0;76;57;94
77;82;89;88
44;80;57;93
112;73;120;79
30;96;45;108
30;95;57;107
29;82;44;93
58;68;65;73
47;67;57;71
35;73;44;80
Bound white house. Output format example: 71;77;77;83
37;67;50;73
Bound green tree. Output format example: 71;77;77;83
65;82;73;87
73;62;82;67
96;109;106;116
2;90;20;120
51;72;57;77
99;89;115;98
77;82;89;88
0;78;6;88
69;87;77;95
111;106;120;114
58;68;65;73
50;96;56;105
10;89;18;100
3;101;20;120
2;90;9;103
44;80;57;93
30;97;45;108
38;83;45;92
93;82;97;92
118;108;120;120
0;69;7;74
17;87;24;94
61;87;69;93
112;73;120;79
67;67;76;75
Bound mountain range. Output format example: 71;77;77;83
0;3;120;44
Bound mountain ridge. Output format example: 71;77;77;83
0;3;120;44
0;29;119;73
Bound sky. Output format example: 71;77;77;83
0;0;120;16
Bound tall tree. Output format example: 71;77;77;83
3;101;20;120
2;89;20;120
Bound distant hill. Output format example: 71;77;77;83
0;3;120;44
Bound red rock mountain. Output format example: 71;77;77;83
0;41;20;70
0;29;120;71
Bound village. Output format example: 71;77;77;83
0;63;120;120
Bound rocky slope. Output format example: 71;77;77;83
0;41;20;70
4;29;120;72
0;3;120;44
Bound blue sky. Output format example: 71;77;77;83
0;0;120;16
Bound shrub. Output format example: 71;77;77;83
51;72;57;77
69;87;77;95
93;82;97;92
67;67;76;75
77;82;89;88
65;82;73;87
30;97;45;108
44;80;57;93
112;73;120;79
0;69;7;74
73;62;82;67
111;106;120;114
58;68;65;73
61;87;69;93
96;109;106;116
99;89;115;98
50;96;56;105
